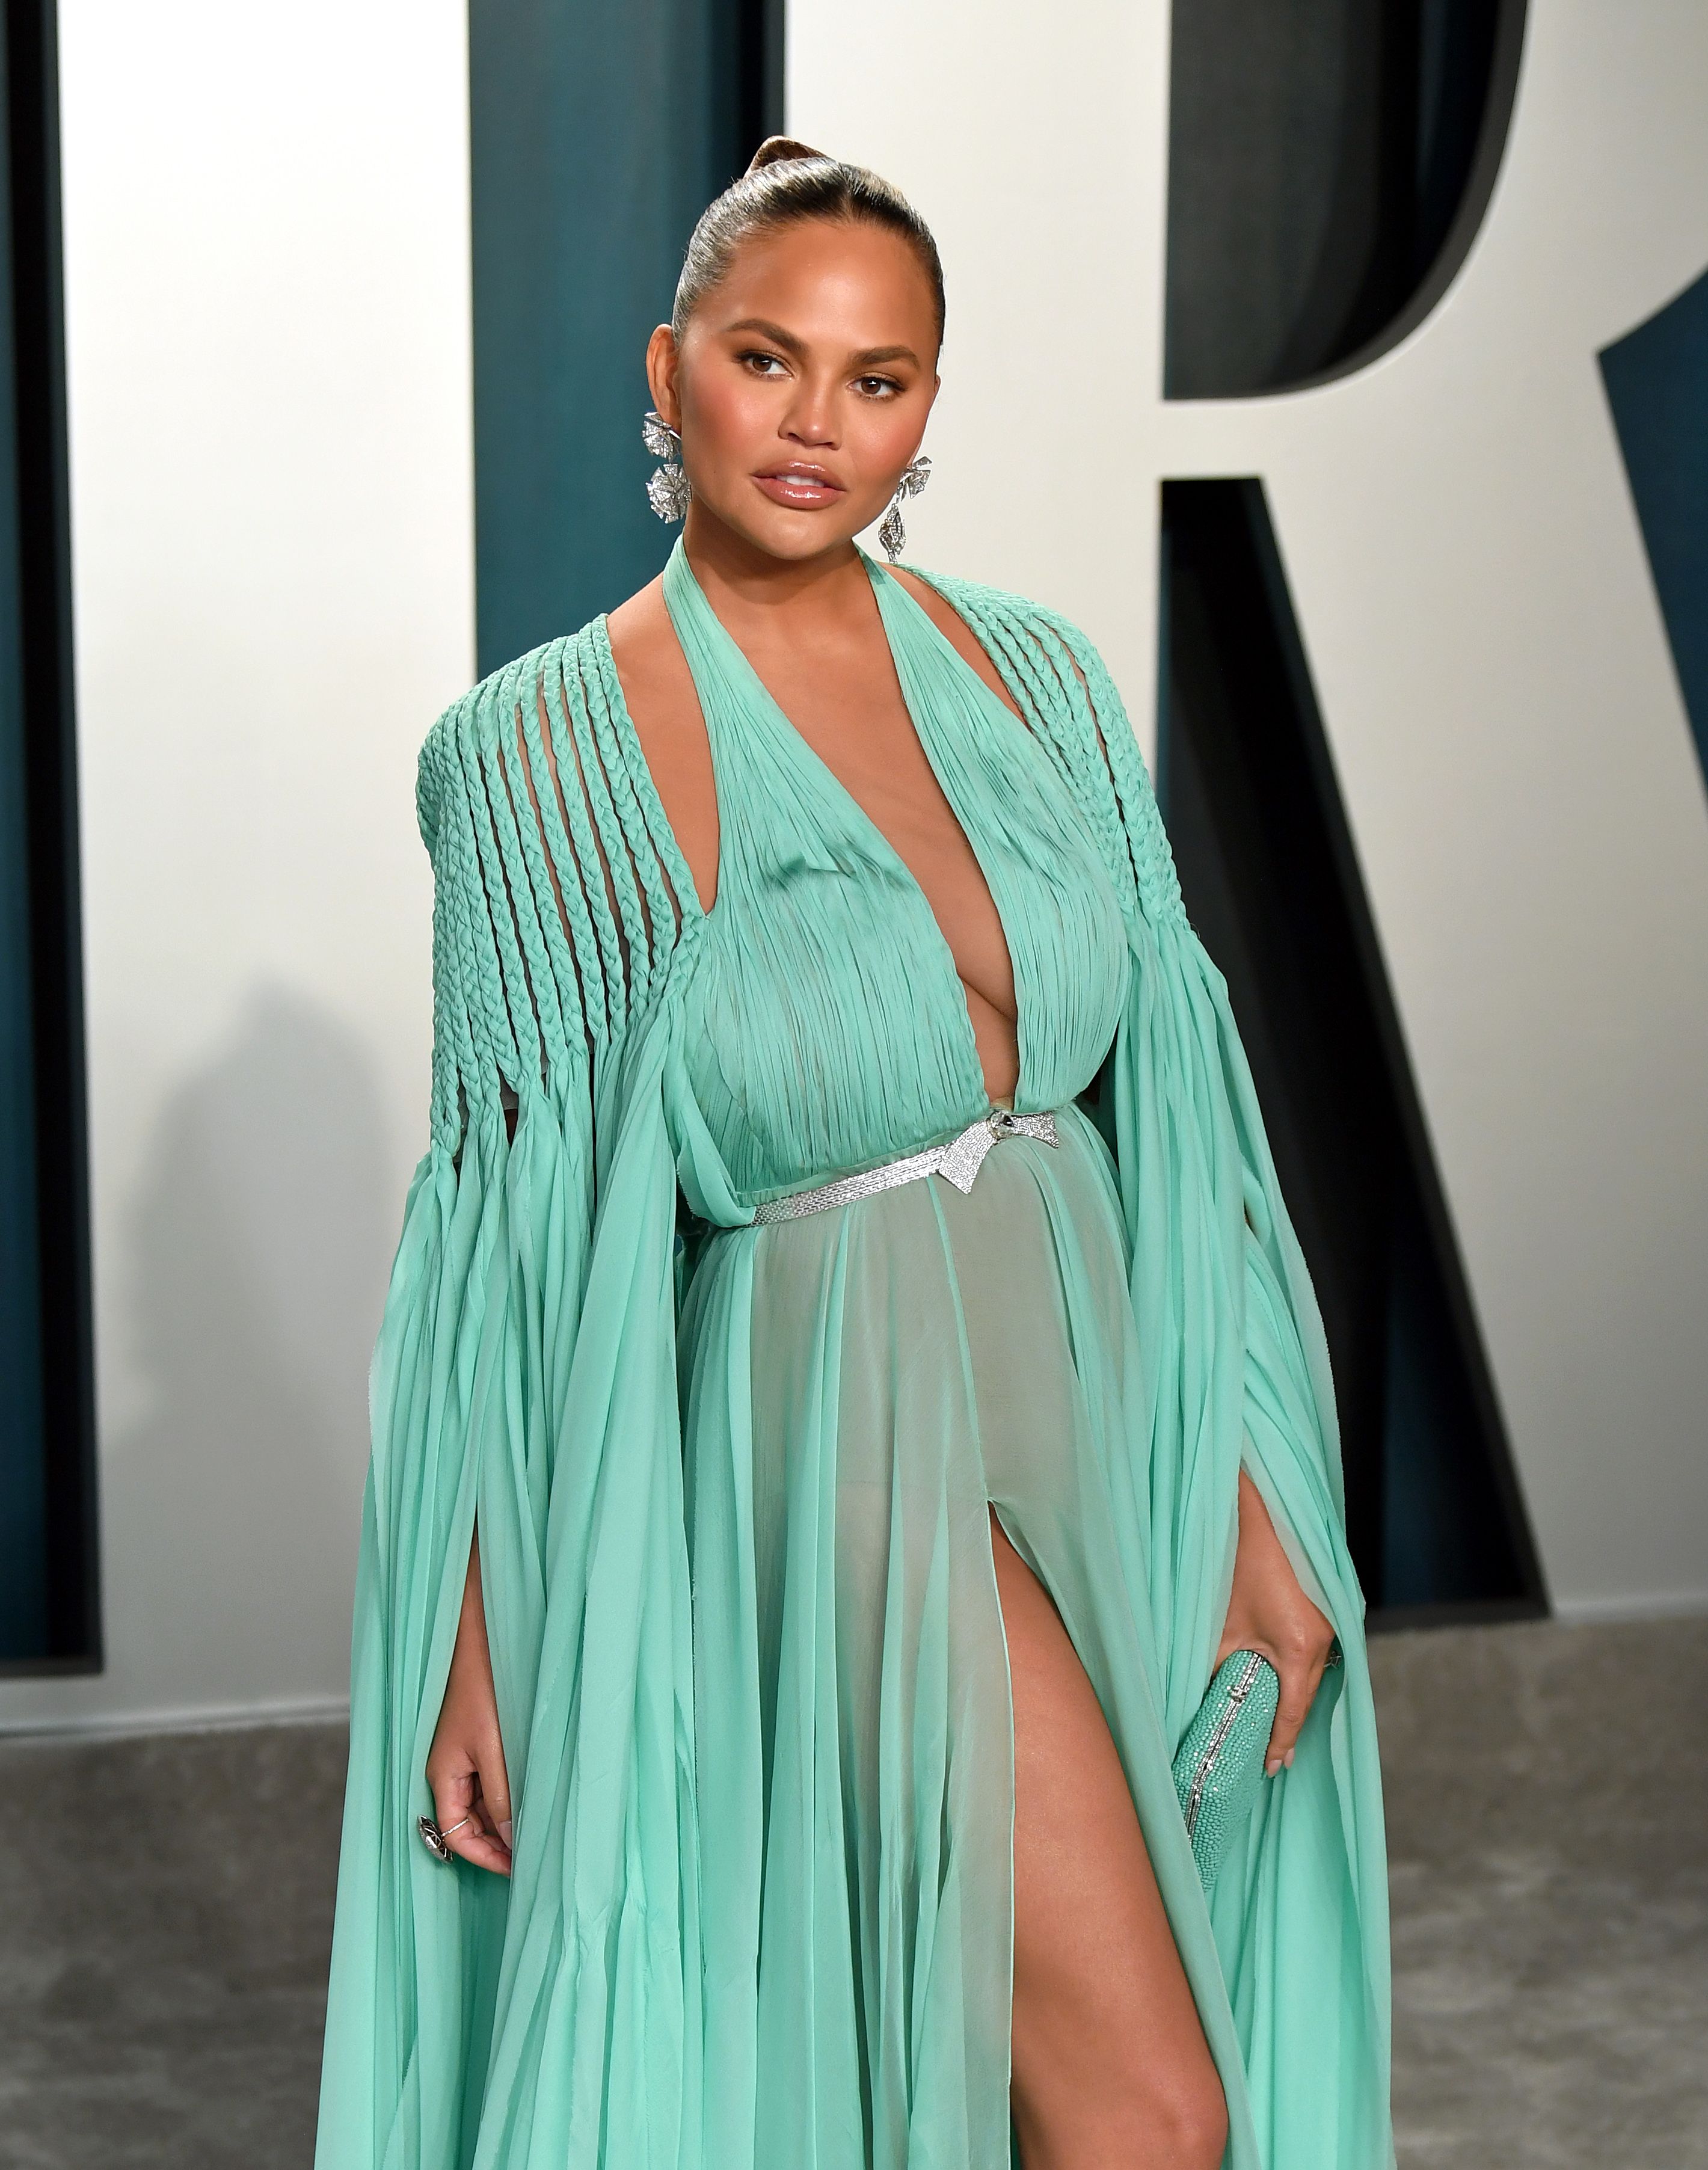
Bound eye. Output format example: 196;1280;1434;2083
855;374;903;399
737;348;789;377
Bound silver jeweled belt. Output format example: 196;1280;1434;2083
748;1105;1061;1225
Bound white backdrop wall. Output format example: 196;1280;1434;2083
791;0;1708;1618
0;1;476;1732
5;0;1705;1738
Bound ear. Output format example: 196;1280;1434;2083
646;325;681;427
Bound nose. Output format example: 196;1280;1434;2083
781;374;839;450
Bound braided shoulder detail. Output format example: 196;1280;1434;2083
414;624;700;1155
914;565;1187;934
1042;604;1186;929
417;698;485;1146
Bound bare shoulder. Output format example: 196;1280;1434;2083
602;573;720;914
887;565;1025;723
604;574;701;746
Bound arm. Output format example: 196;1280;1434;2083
1215;1469;1338;1772
321;623;703;2166
426;1521;515;1873
1018;610;1338;1766
421;645;647;1879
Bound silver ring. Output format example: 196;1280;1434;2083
417;1811;477;1863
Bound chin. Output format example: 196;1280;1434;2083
736;508;867;564
772;526;862;564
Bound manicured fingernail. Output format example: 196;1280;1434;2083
498;1819;513;1846
1265;1757;1281;1775
1283;1750;1295;1769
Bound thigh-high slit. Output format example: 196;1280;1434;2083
679;1105;1246;2170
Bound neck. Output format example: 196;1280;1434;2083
681;500;878;637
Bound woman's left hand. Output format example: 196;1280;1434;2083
1215;1468;1338;1775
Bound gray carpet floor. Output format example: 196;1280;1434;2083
1;1614;1703;2168
1376;1615;1708;2168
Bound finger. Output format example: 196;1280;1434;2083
451;1774;512;1877
429;1754;512;1878
428;1759;476;1840
442;1798;512;1877
1265;1649;1330;1775
476;1729;514;1855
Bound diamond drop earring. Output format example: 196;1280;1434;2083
877;453;932;562
642;410;691;522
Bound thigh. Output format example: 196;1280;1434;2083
990;1508;1223;2162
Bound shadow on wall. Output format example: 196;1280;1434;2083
99;985;398;1715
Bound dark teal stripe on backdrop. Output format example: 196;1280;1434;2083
1;0;97;1673
1600;264;1708;792
470;0;779;671
0;13;49;1657
1157;480;1546;1623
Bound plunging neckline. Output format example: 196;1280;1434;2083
643;539;1031;1115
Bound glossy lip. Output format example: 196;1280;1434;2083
753;461;846;509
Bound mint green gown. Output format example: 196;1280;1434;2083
313;539;1395;2170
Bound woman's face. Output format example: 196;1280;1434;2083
648;217;940;564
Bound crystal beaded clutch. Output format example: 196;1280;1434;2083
1172;1650;1279;1891
1172;1642;1342;1891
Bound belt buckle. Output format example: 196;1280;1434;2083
940;1105;1023;1195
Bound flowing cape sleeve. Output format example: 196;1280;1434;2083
313;626;708;2170
928;573;1396;2170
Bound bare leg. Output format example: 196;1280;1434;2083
991;1507;1229;2170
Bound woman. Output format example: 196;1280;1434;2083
314;141;1395;2170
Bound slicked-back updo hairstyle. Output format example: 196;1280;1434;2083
671;136;946;352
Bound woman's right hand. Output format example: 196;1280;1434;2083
425;1524;514;1876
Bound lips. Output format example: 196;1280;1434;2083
754;464;845;509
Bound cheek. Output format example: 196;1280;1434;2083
861;401;926;461
845;398;930;488
683;372;775;470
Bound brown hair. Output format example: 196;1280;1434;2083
671;136;945;350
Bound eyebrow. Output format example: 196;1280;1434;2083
720;316;921;369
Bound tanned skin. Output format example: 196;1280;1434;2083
428;212;1336;2170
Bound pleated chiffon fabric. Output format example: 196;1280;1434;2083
313;539;1396;2170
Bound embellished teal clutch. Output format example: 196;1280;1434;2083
1172;1644;1342;1890
1173;1650;1279;1891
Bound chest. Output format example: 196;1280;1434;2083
642;623;1023;1012
653;547;1132;1191
688;636;1130;1102
779;659;1020;1010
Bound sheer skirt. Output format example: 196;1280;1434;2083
678;1105;1191;2170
